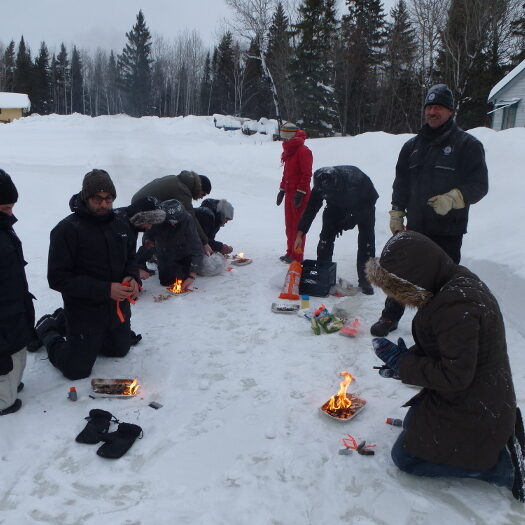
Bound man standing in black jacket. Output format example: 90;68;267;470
294;166;378;295
0;170;35;415
37;170;139;380
371;84;489;336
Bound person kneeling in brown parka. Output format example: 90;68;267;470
366;231;525;502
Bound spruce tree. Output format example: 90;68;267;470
54;43;70;114
2;41;16;92
71;46;84;114
243;39;273;119
292;0;339;136
107;51;121;114
511;2;525;62
118;10;153;117
212;32;236;115
199;53;213;115
32;42;51;114
14;37;33;97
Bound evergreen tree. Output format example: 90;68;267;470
107;51;121;114
32;42;51;114
292;0;339;136
211;32;236;115
199;52;213;115
14;37;33;96
242;39;273;118
53;43;70;114
266;1;295;120
70;46;84;113
511;2;525;62
1;41;16;92
382;0;420;132
336;0;386;134
118;10;153;116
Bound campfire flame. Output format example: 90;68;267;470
123;378;140;396
327;371;354;411
168;279;183;294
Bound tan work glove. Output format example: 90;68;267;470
427;188;465;216
389;210;405;235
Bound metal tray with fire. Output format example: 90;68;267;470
320;371;366;421
90;378;140;398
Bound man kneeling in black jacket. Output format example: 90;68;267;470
37;170;140;380
294;166;378;295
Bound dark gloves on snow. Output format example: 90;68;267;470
76;409;116;444
293;191;305;208
276;190;285;206
373;337;409;378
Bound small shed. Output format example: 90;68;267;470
0;92;31;123
487;60;525;130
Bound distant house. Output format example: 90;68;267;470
487;60;525;130
0;92;31;123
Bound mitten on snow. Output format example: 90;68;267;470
76;409;117;444
276;190;285;206
96;422;143;459
427;188;465;216
389;210;405;234
373;337;408;374
293;190;305;208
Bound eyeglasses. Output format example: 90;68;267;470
90;195;114;204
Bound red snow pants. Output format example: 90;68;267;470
284;190;309;262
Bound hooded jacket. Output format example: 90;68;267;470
0;212;35;362
392;119;488;236
195;199;228;253
48;194;139;334
131;171;208;245
279;130;313;194
366;231;515;470
298;166;378;234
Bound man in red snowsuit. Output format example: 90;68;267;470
276;122;313;263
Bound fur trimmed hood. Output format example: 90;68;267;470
130;208;166;227
365;231;456;308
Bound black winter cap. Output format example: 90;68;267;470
199;175;212;195
81;169;117;202
424;84;454;111
0;169;18;205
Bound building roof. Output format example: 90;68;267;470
0;92;31;109
488;60;525;101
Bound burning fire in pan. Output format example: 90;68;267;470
168;279;183;294
321;371;366;420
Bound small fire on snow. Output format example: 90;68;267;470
168;279;183;294
321;371;366;420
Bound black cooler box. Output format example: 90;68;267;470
299;259;337;297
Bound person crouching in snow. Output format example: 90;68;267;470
130;199;203;291
195;198;234;256
366;231;525;502
0;170;35;415
294;166;378;295
276;122;312;263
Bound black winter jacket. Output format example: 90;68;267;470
47;194;139;334
0;212;35;365
392;119;488;236
298;166;378;234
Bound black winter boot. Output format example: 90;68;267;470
359;283;374;295
130;330;142;346
370;316;398;337
0;399;22;416
76;409;117;444
96;422;143;459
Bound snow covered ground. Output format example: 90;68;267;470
1;114;525;525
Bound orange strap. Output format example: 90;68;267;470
116;281;136;323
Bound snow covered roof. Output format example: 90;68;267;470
0;92;31;109
488;60;525;101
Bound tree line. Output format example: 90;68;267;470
0;1;524;136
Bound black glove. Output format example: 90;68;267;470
96;422;143;459
76;409;116;444
0;354;14;375
276;190;285;206
293;191;304;208
373;337;409;374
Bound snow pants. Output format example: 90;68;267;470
380;233;463;323
391;404;514;490
0;348;26;410
284;190;309;262
46;319;131;381
157;255;193;286
317;206;375;287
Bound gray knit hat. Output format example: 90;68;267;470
81;169;116;202
424;84;454;111
217;199;234;220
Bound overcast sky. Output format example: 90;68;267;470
3;0;398;55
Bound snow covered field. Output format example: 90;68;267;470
1;114;524;525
